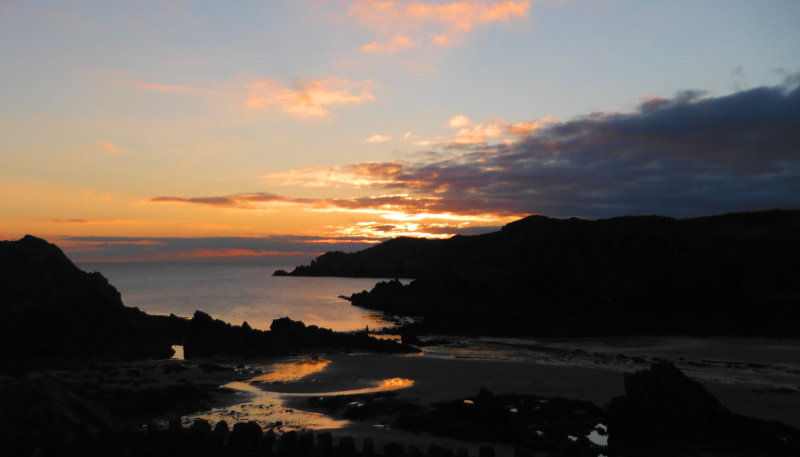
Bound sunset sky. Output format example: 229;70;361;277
1;0;799;263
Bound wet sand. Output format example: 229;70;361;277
41;336;800;456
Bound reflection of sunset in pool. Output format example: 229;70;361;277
285;377;414;397
379;378;414;390
186;358;413;432
250;357;331;383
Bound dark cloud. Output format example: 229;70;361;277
150;80;800;220
374;81;800;218
61;235;381;264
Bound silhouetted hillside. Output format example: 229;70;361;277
0;235;177;363
277;236;443;278
284;210;800;337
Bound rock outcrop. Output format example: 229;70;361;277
608;360;800;456
0;235;176;366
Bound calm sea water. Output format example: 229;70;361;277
77;263;395;332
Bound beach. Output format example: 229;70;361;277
35;334;799;456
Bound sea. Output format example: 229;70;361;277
77;262;399;332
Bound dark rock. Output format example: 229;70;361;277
0;235;177;364
167;416;183;438
608;360;800;456
384;441;405;457
317;431;333;449
478;446;495;457
362;438;375;457
339;436;356;457
231;421;262;450
428;444;446;457
212;420;229;446
189;418;211;442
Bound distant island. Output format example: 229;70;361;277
276;209;800;338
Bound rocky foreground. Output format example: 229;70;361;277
280;209;800;337
5;360;800;456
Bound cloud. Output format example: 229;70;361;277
98;141;123;153
375;82;800;218
149;81;800;238
269;80;800;220
245;78;375;118
448;114;471;128
59;235;383;264
124;77;375;119
349;0;530;52
361;34;420;53
350;0;530;31
430;33;451;45
261;162;405;188
50;219;120;224
404;0;530;32
366;134;392;142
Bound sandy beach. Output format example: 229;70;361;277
37;335;800;456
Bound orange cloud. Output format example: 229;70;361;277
149;190;522;226
99;141;122;153
262;161;405;188
366;134;392;142
361;34;420;53
409;114;557;147
179;249;306;259
430;33;451;45
448;114;471;128
348;0;530;55
502;116;556;135
405;0;530;32
349;0;530;47
245;78;375;118
125;77;375;119
75;249;312;263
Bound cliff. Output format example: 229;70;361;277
287;209;800;337
0;235;177;363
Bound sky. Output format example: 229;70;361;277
1;0;799;263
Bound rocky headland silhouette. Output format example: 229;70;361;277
279;209;800;337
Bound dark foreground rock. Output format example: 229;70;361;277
0;235;177;366
607;360;800;456
5;415;505;457
331;210;800;337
